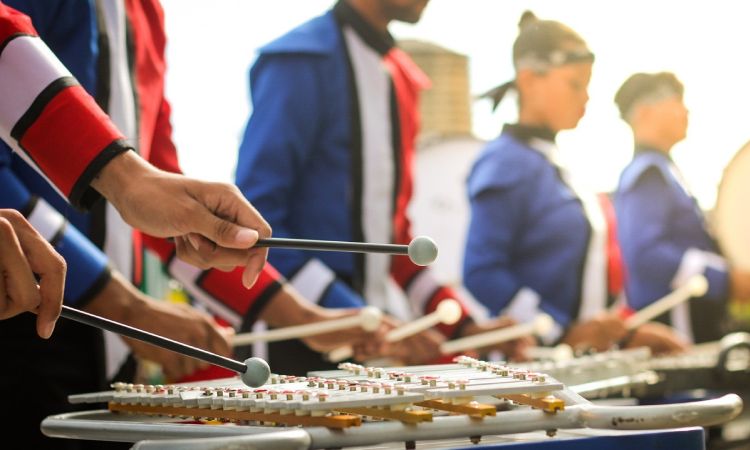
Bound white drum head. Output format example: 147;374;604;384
715;141;750;270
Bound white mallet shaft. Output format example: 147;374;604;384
387;299;463;341
440;313;554;355
233;306;382;347
327;299;463;362
625;274;709;330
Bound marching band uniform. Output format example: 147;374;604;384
0;1;129;210
0;2;282;446
463;124;622;344
615;146;729;343
236;0;473;373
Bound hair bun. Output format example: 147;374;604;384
519;10;538;30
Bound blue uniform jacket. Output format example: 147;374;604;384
615;149;729;341
463;130;590;340
236;11;366;309
0;0;109;306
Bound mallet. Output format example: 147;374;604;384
233;306;382;346
60;305;270;387
255;235;438;266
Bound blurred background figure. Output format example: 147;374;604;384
236;0;530;374
0;1;388;448
462;11;686;355
614;72;750;344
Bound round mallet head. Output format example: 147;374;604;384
241;357;271;387
436;299;463;326
408;236;438;266
359;306;383;332
533;313;555;337
688;274;709;297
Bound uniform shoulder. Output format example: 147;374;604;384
258;11;339;56
619;152;672;192
467;134;546;196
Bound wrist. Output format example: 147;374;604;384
617;327;637;349
84;271;145;324
90;151;152;207
454;316;476;339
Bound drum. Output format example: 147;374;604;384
715;140;750;270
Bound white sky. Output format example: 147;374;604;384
162;0;750;210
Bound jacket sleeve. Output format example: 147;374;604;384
462;154;569;344
236;53;365;310
0;3;130;210
0;151;111;307
616;167;730;308
463;182;529;316
141;233;291;329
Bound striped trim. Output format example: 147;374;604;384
49;221;67;248
26;197;66;242
74;266;113;309
290;259;336;305
672;247;727;289
343;25;395;307
11;77;78;141
405;269;440;314
1;135;64;201
0;35;72;140
99;0;138;148
68;139;131;210
0;32;34;56
338;25;365;294
242;281;283;329
198;266;280;317
13;83;128;207
168;258;242;328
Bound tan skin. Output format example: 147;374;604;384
0;209;66;339
83;271;233;381
516;60;687;355
629;95;750;303
92;151;271;289
257;286;529;365
347;0;430;33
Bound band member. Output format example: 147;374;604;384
236;0;529;373
0;1;272;330
614;71;750;343
0;2;385;447
463;12;686;354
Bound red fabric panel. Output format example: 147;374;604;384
382;48;429;248
177;365;234;383
124;0;177;169
598;193;625;298
384;49;469;337
384;48;430;287
140;232;175;262
425;286;469;337
0;3;37;45
198;264;282;316
19;85;122;196
147;97;180;173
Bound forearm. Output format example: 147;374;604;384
90;150;152;211
83;270;146;324
0;7;130;209
259;283;335;329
